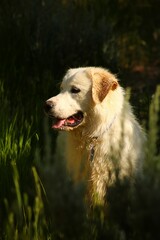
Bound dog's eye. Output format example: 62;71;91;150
71;86;80;94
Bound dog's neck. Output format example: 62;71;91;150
87;114;117;162
69;113;117;163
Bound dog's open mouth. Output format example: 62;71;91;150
51;111;84;130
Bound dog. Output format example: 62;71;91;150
44;67;145;204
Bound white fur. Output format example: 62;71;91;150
46;67;145;203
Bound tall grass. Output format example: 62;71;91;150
148;85;160;158
0;80;160;239
0;81;50;239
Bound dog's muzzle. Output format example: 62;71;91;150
44;100;84;130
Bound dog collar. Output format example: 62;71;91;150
88;137;98;162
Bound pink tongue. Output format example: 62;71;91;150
52;119;66;129
67;117;75;124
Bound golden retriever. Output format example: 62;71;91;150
44;67;145;203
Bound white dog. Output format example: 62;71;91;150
44;67;145;203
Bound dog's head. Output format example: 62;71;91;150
44;67;118;131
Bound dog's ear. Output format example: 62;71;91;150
91;69;118;103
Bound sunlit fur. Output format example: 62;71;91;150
47;67;145;203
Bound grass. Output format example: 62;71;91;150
0;81;49;239
0;79;160;239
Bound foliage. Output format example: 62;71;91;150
0;0;159;84
0;82;49;239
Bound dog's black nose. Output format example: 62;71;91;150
44;100;54;113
